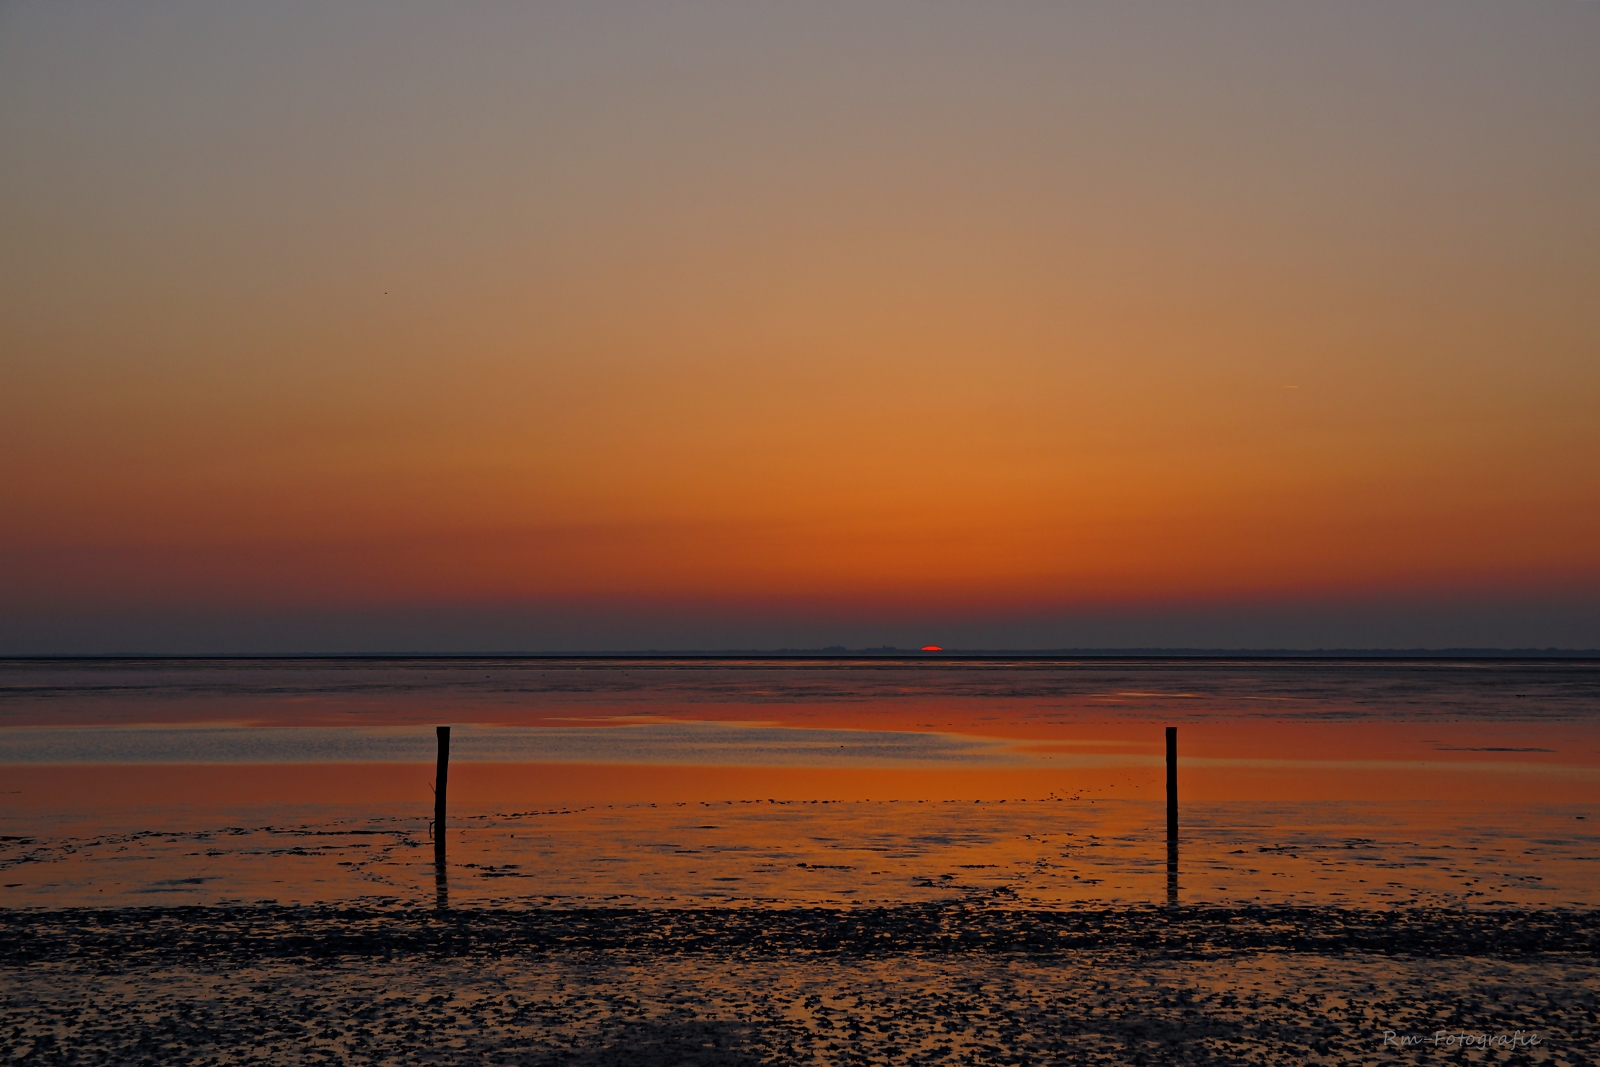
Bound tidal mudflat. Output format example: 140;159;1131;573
4;905;1597;1065
3;657;1598;1063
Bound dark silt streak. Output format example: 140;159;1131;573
8;904;1599;963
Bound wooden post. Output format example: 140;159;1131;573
434;726;450;865
1165;726;1178;905
1165;726;1177;843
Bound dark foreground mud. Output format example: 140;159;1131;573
4;905;1597;1066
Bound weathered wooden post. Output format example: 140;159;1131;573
434;726;450;864
1165;726;1177;841
1165;726;1178;905
433;725;450;908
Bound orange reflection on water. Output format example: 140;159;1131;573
7;741;1596;833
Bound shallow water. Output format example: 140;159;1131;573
3;657;1597;910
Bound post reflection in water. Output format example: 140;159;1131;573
434;859;449;910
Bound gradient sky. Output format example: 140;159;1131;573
2;1;1598;652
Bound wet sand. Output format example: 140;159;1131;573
6;794;1596;911
5;904;1596;1065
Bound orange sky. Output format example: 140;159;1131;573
1;2;1597;651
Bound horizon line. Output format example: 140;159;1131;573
3;647;1598;662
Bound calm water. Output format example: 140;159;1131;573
2;657;1597;909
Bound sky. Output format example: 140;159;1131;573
2;0;1598;653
